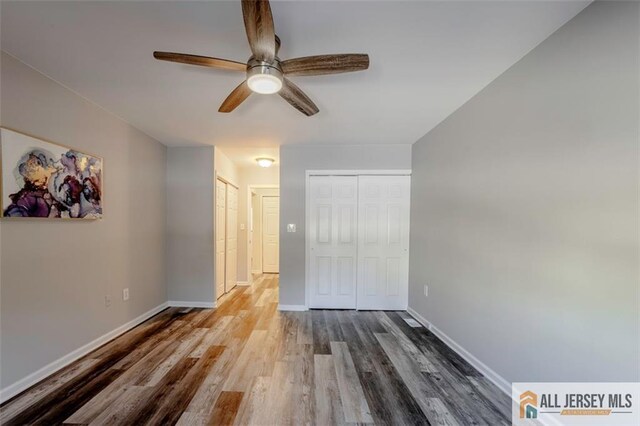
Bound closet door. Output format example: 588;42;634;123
262;196;280;273
357;176;411;310
225;184;238;292
215;179;227;299
309;176;358;309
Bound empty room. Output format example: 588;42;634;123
0;1;638;425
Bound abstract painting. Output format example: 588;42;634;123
1;128;103;219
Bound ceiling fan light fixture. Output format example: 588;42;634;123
256;157;275;168
247;63;283;94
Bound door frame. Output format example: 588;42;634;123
261;195;280;274
304;170;412;310
246;185;279;283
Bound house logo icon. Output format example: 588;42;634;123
520;391;538;419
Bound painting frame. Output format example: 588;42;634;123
0;126;104;220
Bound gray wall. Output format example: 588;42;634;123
166;146;215;303
279;144;412;306
0;52;167;387
409;1;638;383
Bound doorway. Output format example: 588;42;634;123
248;187;280;280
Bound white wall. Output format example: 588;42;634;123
0;52;167;388
279;144;412;306
214;147;239;187
166;146;215;303
409;1;638;384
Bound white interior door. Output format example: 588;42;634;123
262;196;280;273
215;179;227;299
357;176;411;310
308;176;358;309
225;184;238;292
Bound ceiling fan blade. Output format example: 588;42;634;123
154;52;246;72
279;78;319;116
241;0;276;62
281;54;369;76
219;81;252;113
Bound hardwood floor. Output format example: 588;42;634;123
0;275;510;425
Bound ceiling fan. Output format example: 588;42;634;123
153;0;369;116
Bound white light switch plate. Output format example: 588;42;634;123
287;224;296;233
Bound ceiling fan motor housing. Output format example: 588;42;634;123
246;57;283;94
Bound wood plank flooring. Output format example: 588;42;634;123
0;275;511;425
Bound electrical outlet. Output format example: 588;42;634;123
105;295;112;308
287;224;296;233
240;223;245;231
424;285;429;297
123;288;129;301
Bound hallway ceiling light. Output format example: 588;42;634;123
256;157;275;168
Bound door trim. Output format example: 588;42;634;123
304;170;411;310
262;195;280;274
215;178;227;301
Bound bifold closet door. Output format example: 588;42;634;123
308;176;358;309
215;179;227;299
357;176;411;310
225;184;238;292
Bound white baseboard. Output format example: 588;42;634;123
278;304;308;311
236;281;250;286
167;301;216;308
407;306;511;396
406;307;432;330
0;302;168;404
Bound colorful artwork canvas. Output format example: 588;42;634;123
1;128;103;219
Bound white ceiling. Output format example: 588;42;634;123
1;0;589;162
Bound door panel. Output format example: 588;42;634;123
317;256;331;295
338;206;355;243
215;179;226;299
225;185;238;292
262;196;280;273
357;176;411;310
309;176;358;309
317;205;331;243
386;258;401;296
363;257;377;296
337;257;355;295
365;206;378;244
